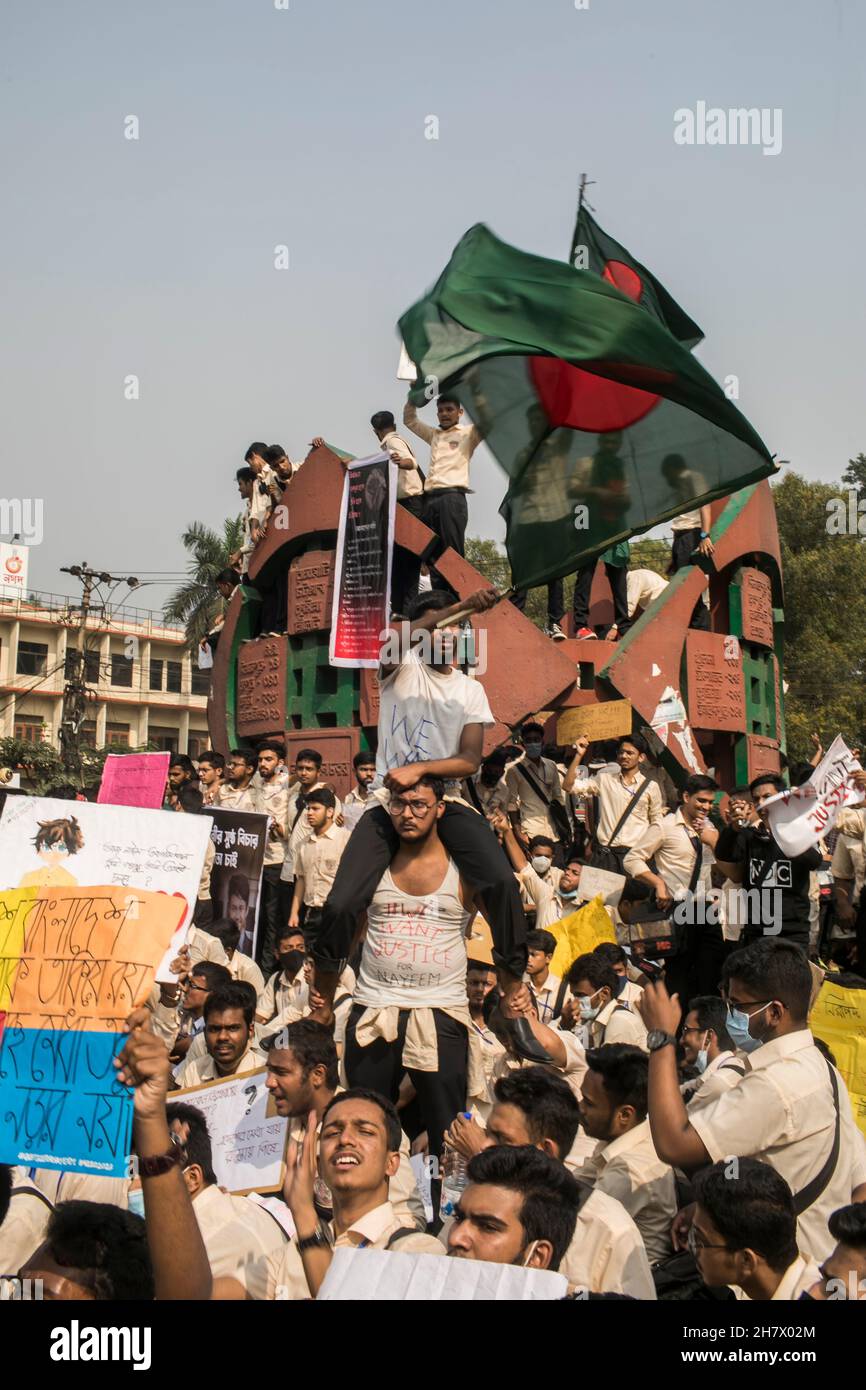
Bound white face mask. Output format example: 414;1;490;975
531;855;552;875
694;1032;710;1073
579;987;604;1022
127;1188;146;1219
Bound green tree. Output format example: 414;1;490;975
772;471;866;759
0;737;160;794
0;737;65;794
629;538;671;577
841;451;866;502
164;517;244;652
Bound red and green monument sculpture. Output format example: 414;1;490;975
207;447;785;797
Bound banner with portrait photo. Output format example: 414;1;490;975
208;808;269;960
329;451;398;668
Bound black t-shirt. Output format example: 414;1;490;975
715;823;823;936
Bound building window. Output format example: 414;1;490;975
166;661;182;694
81;720;97;749
188;735;204;760
149;726;179;753
65;648;100;682
14;716;44;743
190;667;211;695
111;653;134;687
16;642;48;676
106;722;130;748
149;659;163;691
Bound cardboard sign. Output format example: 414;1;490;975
98;752;171;810
556;701;632;745
174;1066;289;1194
318;1247;568;1301
575;863;626;908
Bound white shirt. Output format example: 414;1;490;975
505;756;566;842
689;1030;863;1262
375;649;494;796
403;403;481;492
669;468;708;531
382;429;423;500
626;568;668;617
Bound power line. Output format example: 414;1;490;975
0;657;68;723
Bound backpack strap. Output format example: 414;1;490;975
464;778;484;815
791;1058;841;1217
602;776;651;849
553;976;570;1021
515;760;556;808
385;1226;425;1250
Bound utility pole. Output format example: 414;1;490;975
59;564;139;783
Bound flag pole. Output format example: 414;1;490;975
571;173;595;261
576;172;595;221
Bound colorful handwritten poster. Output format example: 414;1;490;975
0;883;186;1177
98;751;171;809
174;1066;288;1194
0;796;213;984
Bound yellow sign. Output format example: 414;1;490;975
557;701;633;745
811;979;866;1138
547;895;616;982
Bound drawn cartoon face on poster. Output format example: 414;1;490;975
17;815;86;888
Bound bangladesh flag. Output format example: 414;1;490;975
570;205;704;348
398;224;775;591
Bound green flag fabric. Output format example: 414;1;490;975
570;205;704;348
398;224;775;591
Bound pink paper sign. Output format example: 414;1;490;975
97;752;171;809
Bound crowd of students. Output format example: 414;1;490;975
2;557;866;1304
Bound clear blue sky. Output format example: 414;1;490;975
3;0;863;610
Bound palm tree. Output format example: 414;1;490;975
163;517;244;651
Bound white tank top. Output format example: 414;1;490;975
355;857;472;1010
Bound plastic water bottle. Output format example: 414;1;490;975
439;1115;472;1219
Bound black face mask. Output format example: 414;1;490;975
278;949;305;978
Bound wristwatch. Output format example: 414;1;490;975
699;530;709;540
646;1029;677;1053
296;1222;330;1253
138;1132;186;1177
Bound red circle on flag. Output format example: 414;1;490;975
529;357;661;433
530;257;664;432
602;259;642;302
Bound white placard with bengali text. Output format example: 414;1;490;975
174;1067;289;1195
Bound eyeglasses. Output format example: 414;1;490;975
687;1225;735;1256
389;798;437;817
